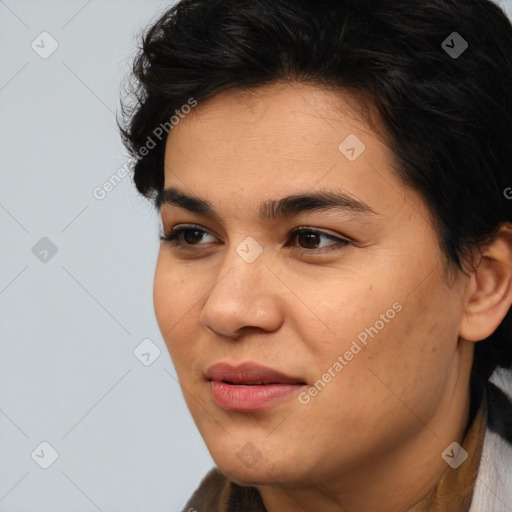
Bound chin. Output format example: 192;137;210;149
211;447;304;488
225;469;270;487
216;462;284;487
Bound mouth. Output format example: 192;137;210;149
205;362;307;411
220;380;293;385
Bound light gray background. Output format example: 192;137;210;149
1;1;512;511
0;1;214;511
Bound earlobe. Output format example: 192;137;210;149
459;223;512;343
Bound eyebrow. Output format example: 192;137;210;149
155;187;379;222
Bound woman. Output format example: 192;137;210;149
119;0;512;510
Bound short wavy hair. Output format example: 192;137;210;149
119;0;512;420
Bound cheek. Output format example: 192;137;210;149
308;277;393;349
153;256;196;356
305;303;454;449
153;258;174;330
315;270;457;399
345;286;458;412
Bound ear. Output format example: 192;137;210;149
459;223;512;342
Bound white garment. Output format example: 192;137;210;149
469;368;512;512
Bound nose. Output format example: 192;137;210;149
199;247;284;339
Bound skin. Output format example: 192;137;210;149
153;81;512;512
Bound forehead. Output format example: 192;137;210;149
161;81;429;225
167;82;376;157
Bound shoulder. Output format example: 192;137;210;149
469;368;512;512
181;467;230;512
487;367;512;443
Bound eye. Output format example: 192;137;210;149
160;225;215;246
287;228;350;253
160;225;350;253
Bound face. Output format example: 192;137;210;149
153;82;470;487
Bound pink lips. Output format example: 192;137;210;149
205;362;306;412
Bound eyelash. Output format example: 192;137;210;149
159;225;350;254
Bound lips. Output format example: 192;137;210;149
205;362;307;411
205;362;306;386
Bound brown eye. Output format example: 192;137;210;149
289;228;350;252
182;229;205;245
297;231;322;249
160;226;215;246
